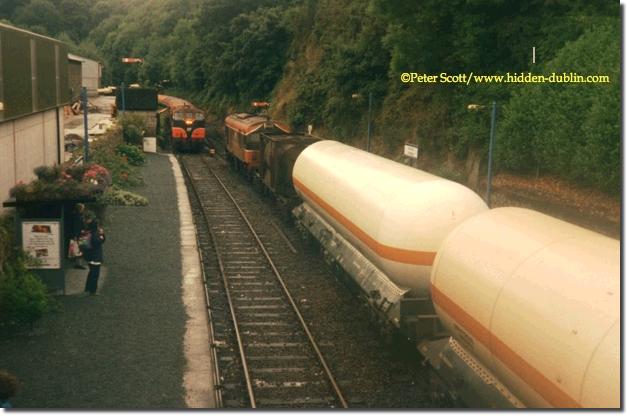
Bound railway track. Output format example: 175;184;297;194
179;154;348;408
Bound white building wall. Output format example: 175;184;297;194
0;109;62;210
43;109;60;165
0;123;16;204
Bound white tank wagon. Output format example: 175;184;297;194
292;140;488;296
430;207;620;408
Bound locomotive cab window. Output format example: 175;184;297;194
173;112;184;120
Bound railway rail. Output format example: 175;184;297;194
179;154;348;408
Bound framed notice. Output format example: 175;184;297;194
22;221;61;269
404;143;419;159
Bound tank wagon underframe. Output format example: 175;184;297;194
293;202;524;408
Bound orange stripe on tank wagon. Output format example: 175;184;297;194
430;285;581;408
293;177;436;266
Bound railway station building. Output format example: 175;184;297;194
0;23;71;210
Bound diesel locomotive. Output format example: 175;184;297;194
224;106;291;176
159;95;206;152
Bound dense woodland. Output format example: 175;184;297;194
0;0;620;195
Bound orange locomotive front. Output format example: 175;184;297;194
170;104;206;152
158;95;206;152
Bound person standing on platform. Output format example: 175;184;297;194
81;212;106;296
0;370;18;408
71;203;87;269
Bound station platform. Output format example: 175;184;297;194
0;153;215;408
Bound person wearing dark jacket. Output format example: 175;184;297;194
82;215;106;296
0;370;18;408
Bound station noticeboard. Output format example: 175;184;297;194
21;220;62;269
404;143;419;159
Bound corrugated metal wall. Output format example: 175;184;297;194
0;23;70;123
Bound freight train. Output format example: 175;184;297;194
158;95;206;152
290;141;619;408
221;118;620;408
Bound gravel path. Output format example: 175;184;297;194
0;153;188;409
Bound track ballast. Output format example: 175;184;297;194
180;154;347;408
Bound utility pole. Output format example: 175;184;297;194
81;87;89;162
120;82;126;114
486;101;497;207
366;92;372;152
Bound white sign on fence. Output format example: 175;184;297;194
404;143;418;159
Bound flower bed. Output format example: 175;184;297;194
9;163;111;202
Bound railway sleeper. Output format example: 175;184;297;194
228;280;277;286
250;367;309;374
246;354;309;361
229;289;285;296
238;321;294;327
252;380;328;390
254;397;335;408
234;296;282;302
239;330;302;338
249;371;324;383
244;341;307;348
238;312;292;319
236;303;288;310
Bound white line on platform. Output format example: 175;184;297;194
170;154;217;408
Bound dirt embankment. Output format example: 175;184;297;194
381;141;620;240
489;174;620;239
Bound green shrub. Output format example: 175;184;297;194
33;165;62;182
90;127;143;188
158;112;172;150
116;143;146;166
0;213;15;274
99;186;149;206
496;21;619;195
123;125;143;146
119;114;146;146
0;255;49;331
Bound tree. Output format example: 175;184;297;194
497;20;619;194
13;0;63;36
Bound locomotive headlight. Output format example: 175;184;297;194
185;119;193;125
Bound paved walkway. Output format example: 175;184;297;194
0;153;210;408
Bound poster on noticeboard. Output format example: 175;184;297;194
21;221;61;269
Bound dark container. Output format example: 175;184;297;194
116;87;158;111
260;134;319;198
